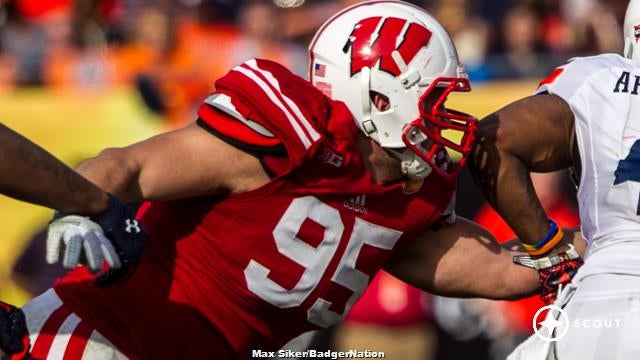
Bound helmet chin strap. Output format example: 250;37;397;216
388;148;432;179
360;67;372;122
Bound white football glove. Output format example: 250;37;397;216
46;215;122;273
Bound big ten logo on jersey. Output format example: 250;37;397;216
346;16;431;77
319;147;343;168
244;196;402;328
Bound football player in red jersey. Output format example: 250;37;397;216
0;123;148;359
9;2;577;359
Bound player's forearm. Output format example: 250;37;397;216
75;148;143;203
470;142;549;246
469;111;551;246
0;124;108;214
440;249;539;300
469;95;574;247
396;251;539;300
386;218;540;300
492;255;540;299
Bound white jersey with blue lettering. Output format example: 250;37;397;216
536;53;640;278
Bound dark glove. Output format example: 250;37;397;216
90;194;149;286
513;244;583;304
0;301;29;360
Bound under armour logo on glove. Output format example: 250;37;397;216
125;219;141;234
89;194;149;286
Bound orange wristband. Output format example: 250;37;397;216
525;227;565;256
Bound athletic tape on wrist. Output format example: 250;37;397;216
513;244;580;270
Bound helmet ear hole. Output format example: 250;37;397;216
370;91;390;111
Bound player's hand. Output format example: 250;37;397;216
0;301;30;360
47;214;121;273
538;255;583;304
513;244;583;304
47;193;148;286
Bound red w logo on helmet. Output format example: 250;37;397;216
348;17;432;77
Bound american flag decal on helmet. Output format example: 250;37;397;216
314;63;326;77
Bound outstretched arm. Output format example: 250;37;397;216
467;93;576;247
75;122;270;203
385;217;539;300
46;122;269;282
0;123;108;214
466;93;584;303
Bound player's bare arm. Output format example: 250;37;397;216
468;93;585;303
75;122;271;203
385;217;539;300
468;93;575;247
0;123;108;214
0;124;150;358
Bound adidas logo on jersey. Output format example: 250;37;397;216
344;195;368;215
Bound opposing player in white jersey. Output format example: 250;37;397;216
470;1;640;358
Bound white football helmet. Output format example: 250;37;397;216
309;0;477;180
624;0;640;61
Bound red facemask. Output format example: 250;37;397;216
401;77;478;180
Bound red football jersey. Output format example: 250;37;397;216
54;59;455;359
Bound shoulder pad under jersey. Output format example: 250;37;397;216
198;58;334;171
536;54;630;100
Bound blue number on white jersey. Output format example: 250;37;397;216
614;140;640;215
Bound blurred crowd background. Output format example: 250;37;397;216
0;0;628;125
0;0;622;359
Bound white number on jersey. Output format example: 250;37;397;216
244;196;402;328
